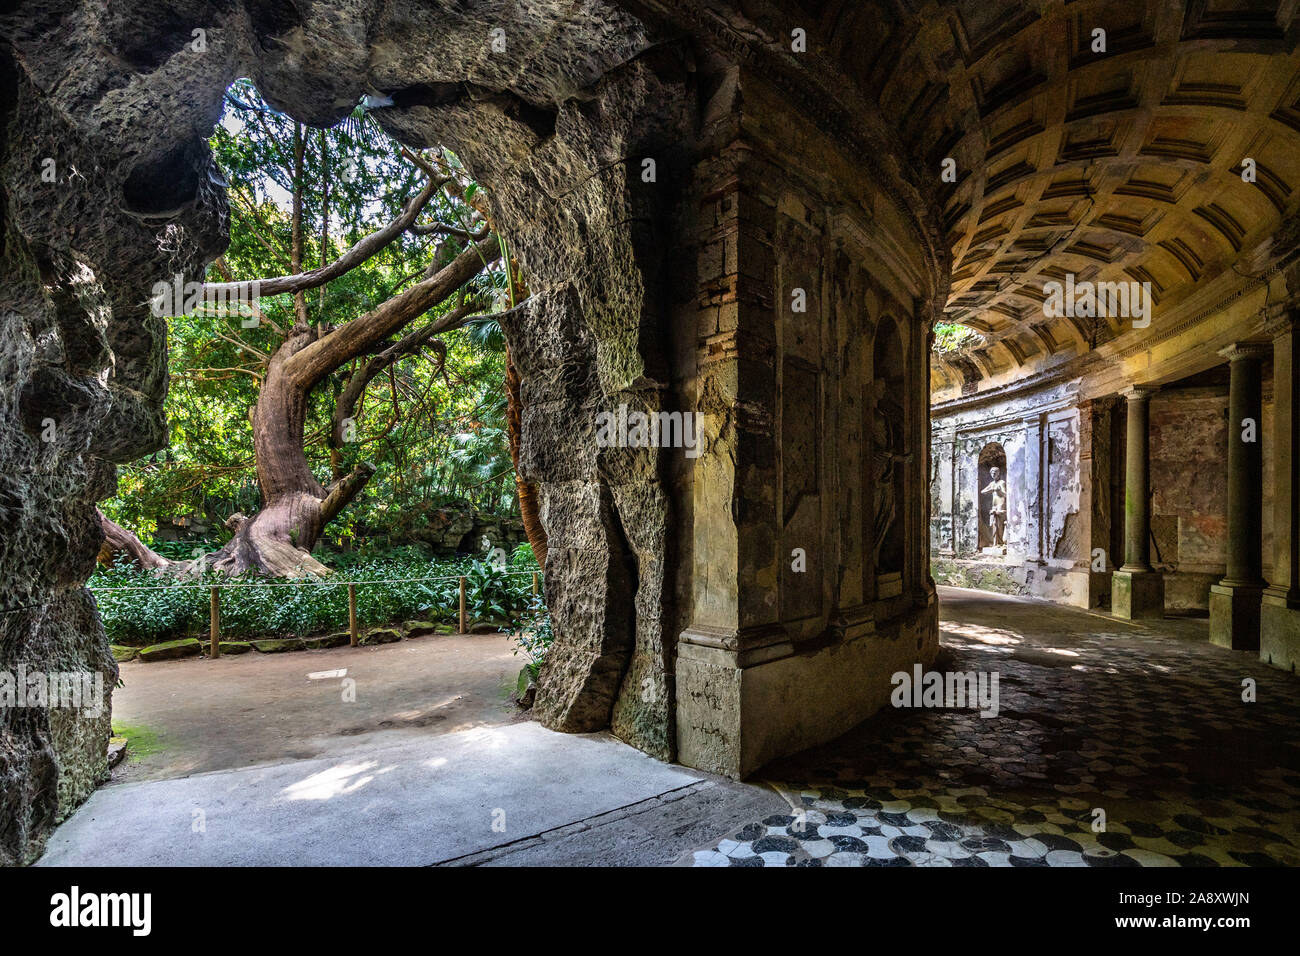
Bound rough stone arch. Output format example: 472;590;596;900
0;0;700;863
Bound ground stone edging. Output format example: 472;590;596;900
122;620;464;662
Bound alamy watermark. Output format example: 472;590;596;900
50;887;151;936
891;663;1000;717
1043;275;1152;328
0;666;105;717
595;403;702;458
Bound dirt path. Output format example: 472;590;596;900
110;632;527;782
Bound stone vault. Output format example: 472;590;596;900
1;0;1149;863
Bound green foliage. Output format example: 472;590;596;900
512;592;554;682
458;558;531;623
90;552;537;645
100;78;516;540
932;322;984;353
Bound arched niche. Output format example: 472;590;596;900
977;442;1008;552
869;315;906;586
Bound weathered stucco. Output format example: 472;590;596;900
931;379;1090;606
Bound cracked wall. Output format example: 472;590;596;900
931;380;1090;606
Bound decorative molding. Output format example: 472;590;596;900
1218;342;1272;361
1121;384;1160;400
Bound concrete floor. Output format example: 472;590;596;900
43;630;786;866
38;722;748;866
41;586;1298;866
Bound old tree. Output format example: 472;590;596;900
100;82;545;577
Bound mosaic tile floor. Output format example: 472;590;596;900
692;587;1300;867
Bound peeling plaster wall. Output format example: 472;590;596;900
933;378;1277;615
931;380;1090;606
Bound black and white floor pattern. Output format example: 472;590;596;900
691;590;1300;867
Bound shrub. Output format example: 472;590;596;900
89;552;537;644
512;592;554;682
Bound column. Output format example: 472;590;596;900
675;157;792;779
1111;385;1164;618
674;125;938;779
1210;343;1269;649
933;430;956;557
1262;317;1300;667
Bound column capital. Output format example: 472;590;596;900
1262;311;1300;340
1218;341;1271;362
1120;384;1159;401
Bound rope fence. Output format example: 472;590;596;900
87;569;540;592
91;569;543;659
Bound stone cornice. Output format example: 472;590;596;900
1262;310;1300;338
1219;342;1272;361
1121;385;1160;400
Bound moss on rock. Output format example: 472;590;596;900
138;639;202;662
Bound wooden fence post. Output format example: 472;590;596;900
209;586;220;658
348;583;358;647
459;576;468;634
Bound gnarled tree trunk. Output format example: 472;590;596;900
100;235;501;578
206;236;501;576
97;511;176;570
505;347;547;567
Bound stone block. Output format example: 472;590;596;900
401;620;443;638
675;600;938;778
1210;583;1263;650
1261;597;1300;673
138;638;202;662
303;632;351;650
250;638;305;654
1111;569;1165;620
360;627;402;646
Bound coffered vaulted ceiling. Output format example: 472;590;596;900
778;0;1300;389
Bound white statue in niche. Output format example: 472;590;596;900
981;465;1007;549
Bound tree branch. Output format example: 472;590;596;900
284;234;501;390
97;509;175;570
328;298;484;448
204;177;446;302
409;221;491;241
319;462;376;525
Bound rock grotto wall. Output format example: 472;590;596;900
1;0;953;861
0;0;700;864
